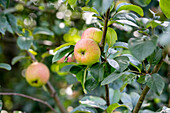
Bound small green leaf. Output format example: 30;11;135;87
80;96;106;110
147;73;165;95
17;36;33;50
112;42;128;49
12;56;27;65
114;56;129;72
106;27;117;47
160;0;170;19
128;36;157;61
82;7;99;15
33;27;54;36
53;42;76;52
0;63;12;71
130;92;140;108
109;89;120;104
70;105;98;113
52;46;74;63
90;63;104;82
116;3;144;16
107;103;128;113
68;0;77;9
107;59;119;70
101;72;124;85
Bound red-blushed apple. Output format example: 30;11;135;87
57;56;76;64
81;27;103;43
25;62;50;87
74;38;101;65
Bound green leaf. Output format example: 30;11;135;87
114;56;129;72
146;73;165;95
52;46;74;63
160;0;170;19
101;72;124;85
107;59;119;70
0;100;2;111
12;56;27;65
6;14;17;33
0;63;11;71
121;93;133;111
116;3;144;16
80;96;106;110
109;89;120;104
106;27;117;47
17;36;33;50
107;103;128;113
68;0;77;9
146;20;162;29
85;77;98;92
70;65;87;93
158;25;170;47
148;47;162;65
122;54;141;72
82;7;99;15
130;92;140;108
128;36;157;61
92;0;114;14
90;63;104;82
53;42;76;52
133;0;151;7
33;27;54;36
70;105;98;113
112;42;128;49
0;14;7;35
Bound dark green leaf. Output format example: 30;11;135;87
128;36;157;61
90;63;104;82
6;14;17;33
0;63;11;71
52;46;74;63
147;73;165;95
107;103;128;113
112;42;128;49
80;96;106;110
0;14;7;34
148;47;162;65
107;59;119;70
85;78;98;92
114;56;129;72
33;27;54;36
70;105;98;113
0;0;7;7
101;72;124;85
116;3;144;16
17;36;33;50
12;56;27;65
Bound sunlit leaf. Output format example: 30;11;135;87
0;63;11;71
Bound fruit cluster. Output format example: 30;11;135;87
74;27;102;65
25;27;102;87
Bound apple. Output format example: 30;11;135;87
81;27;103;43
57;56;76;64
25;62;50;87
74;38;101;65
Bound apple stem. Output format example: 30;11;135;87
133;50;167;113
99;8;110;51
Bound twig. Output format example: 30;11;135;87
133;50;167;113
105;84;110;106
99;8;110;51
46;82;67;113
0;92;57;113
26;51;37;62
